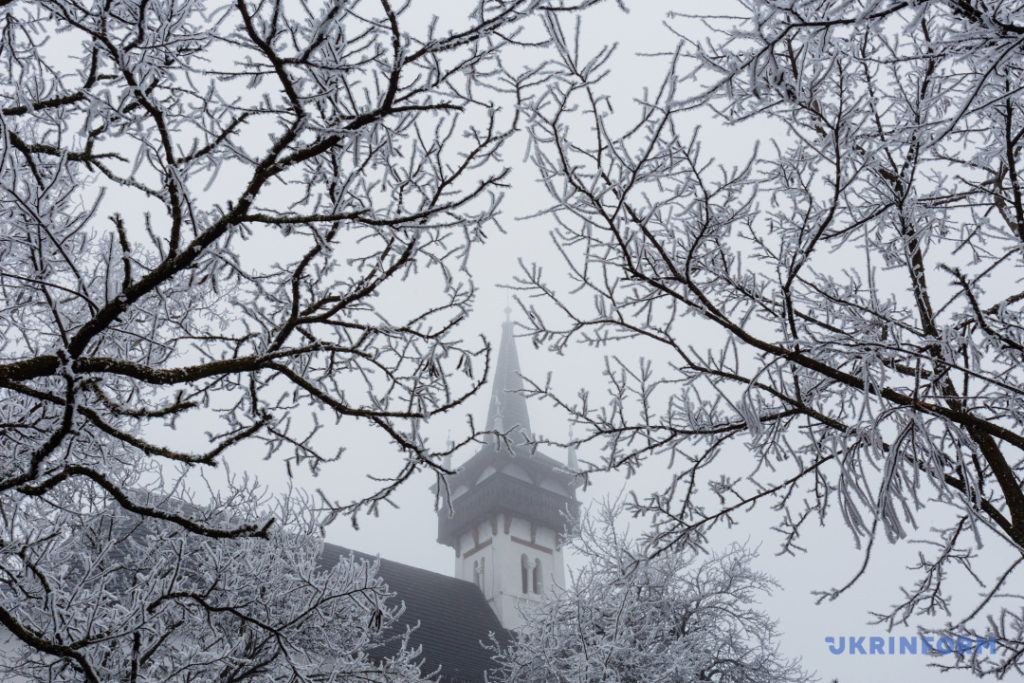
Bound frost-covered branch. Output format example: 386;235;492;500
519;2;1024;676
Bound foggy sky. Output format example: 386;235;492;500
225;4;985;681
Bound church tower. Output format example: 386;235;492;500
436;316;579;630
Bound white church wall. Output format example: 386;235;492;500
453;513;563;631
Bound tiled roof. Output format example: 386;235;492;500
80;504;507;683
320;544;510;683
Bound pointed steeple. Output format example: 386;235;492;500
484;313;532;448
435;311;580;630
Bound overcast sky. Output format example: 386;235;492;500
211;3;989;681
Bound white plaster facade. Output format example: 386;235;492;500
453;510;566;630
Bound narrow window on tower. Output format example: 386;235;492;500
473;560;480;589
533;558;543;594
520;554;529;593
480;557;486;591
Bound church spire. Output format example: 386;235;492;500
435;311;579;630
484;313;532;448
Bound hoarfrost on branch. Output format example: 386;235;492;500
518;2;1024;676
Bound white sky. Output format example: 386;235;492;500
218;3;990;681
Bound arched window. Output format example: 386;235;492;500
520;554;529;594
533;558;543;594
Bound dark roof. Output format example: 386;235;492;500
437;470;579;547
447;441;576;492
321;543;509;683
67;501;505;682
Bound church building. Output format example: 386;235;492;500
0;319;579;682
334;317;580;681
